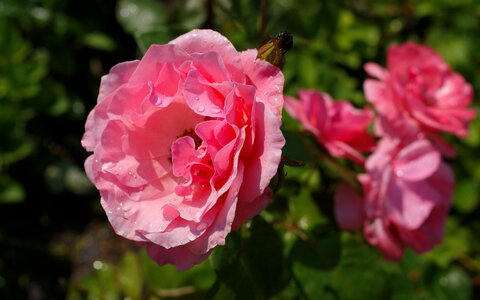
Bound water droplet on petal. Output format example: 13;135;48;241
211;107;221;114
197;105;205;112
396;170;404;177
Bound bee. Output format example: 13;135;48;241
257;31;293;69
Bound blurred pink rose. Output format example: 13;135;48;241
82;29;285;269
285;90;375;164
364;42;475;152
334;182;365;231
359;138;453;260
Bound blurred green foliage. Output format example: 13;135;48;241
0;0;479;299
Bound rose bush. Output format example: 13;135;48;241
364;42;476;156
285;89;375;164
332;42;476;260
82;29;285;269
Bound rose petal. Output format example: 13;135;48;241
394;139;441;182
334;182;365;230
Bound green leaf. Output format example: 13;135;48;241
140;249;215;293
424;219;471;267
430;267;472;300
205;279;236;300
118;252;142;300
64;164;94;196
135;29;176;53
452;180;479;213
287;186;323;230
116;0;166;35
45;161;93;195
0;174;25;203
75;262;120;300
82;32;117;52
290;224;341;270
211;217;287;299
290;262;334;300
281;129;313;162
287;225;341;299
333;236;388;300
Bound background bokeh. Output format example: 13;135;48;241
0;0;479;299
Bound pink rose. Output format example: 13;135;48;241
81;29;285;269
359;138;453;260
285;89;375;164
364;42;475;150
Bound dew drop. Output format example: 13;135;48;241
211;107;221;114
197;105;205;112
263;91;268;96
396;170;404;177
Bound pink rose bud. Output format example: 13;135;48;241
360;138;453;260
82;29;286;270
285;89;375;164
364;42;476;156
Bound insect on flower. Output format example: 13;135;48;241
257;31;293;69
